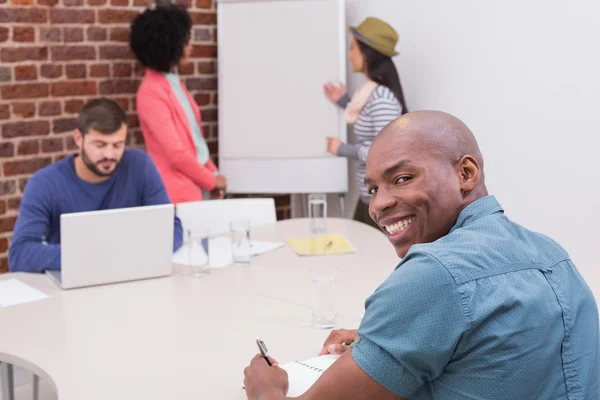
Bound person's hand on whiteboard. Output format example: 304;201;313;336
326;137;342;155
323;81;346;104
215;175;227;190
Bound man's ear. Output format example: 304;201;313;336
73;129;83;149
457;155;481;193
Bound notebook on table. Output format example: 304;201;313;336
285;233;355;256
280;354;340;397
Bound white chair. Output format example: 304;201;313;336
33;374;39;400
176;198;277;237
0;362;14;400
1;362;39;400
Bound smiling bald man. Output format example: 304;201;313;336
243;111;599;399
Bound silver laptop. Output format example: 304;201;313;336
46;204;175;290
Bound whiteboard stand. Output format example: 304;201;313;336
302;194;308;218
338;193;345;218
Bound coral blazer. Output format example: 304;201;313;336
136;69;217;204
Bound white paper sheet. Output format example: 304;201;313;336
0;278;49;308
280;354;340;397
248;240;285;256
172;238;284;269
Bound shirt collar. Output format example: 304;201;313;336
449;195;504;234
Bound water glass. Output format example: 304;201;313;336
187;228;210;277
230;220;252;264
308;194;327;234
311;267;337;329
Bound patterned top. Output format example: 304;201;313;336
337;85;403;204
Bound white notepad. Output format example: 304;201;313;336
0;278;49;307
280;354;340;397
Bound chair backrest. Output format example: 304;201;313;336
176;198;277;237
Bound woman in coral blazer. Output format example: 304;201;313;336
130;4;227;204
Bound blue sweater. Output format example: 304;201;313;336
8;148;184;273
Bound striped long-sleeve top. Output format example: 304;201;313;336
337;85;403;204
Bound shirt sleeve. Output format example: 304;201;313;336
141;155;184;252
8;174;61;273
336;142;359;159
336;92;351;109
352;251;467;398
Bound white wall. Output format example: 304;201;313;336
345;0;600;297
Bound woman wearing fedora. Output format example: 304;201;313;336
324;17;408;229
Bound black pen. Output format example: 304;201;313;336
256;337;273;366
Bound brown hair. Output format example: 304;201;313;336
77;98;127;135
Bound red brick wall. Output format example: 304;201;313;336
0;0;290;273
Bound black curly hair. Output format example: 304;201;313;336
129;4;192;73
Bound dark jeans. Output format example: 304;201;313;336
353;200;379;230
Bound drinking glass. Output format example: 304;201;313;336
311;267;337;328
308;194;327;234
230;220;252;264
187;228;210;277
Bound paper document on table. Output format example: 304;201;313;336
286;233;355;256
172;238;284;268
250;240;285;255
172;237;231;268
280;354;340;397
0;278;49;307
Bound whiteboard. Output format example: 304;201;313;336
218;0;348;193
346;0;600;297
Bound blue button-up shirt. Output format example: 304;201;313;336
353;195;599;399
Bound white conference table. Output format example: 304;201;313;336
0;218;399;400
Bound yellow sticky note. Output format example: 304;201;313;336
285;233;356;256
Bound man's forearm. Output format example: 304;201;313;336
9;241;61;273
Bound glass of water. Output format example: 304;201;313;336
230;220;252;264
312;267;337;329
308;194;327;234
187;228;210;277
